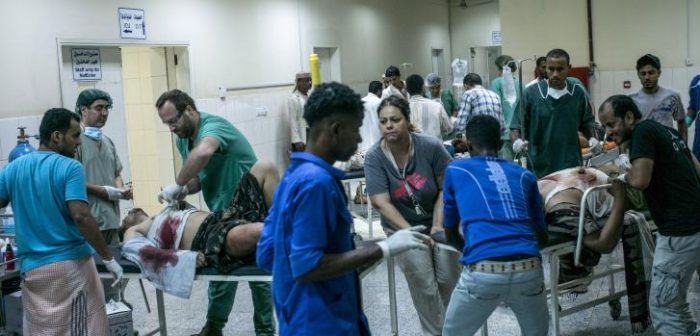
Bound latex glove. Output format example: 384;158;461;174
614;154;631;171
157;184;188;203
588;137;602;155
377;225;431;258
686;115;695;127
512;139;528;154
103;258;124;287
615;173;627;184
103;186;126;201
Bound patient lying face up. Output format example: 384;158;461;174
120;207;262;269
536;166;625;254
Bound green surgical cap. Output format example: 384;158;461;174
75;89;113;114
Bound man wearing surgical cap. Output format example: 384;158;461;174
425;73;459;119
289;72;312;152
74;88;133;302
630;54;688;141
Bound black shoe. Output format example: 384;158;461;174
190;322;223;336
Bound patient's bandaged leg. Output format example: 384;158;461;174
545;203;602;284
191;172;267;273
122;236;197;299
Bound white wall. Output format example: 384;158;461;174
0;0;450;119
0;0;451;167
449;0;501;58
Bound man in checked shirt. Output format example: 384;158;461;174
453;73;504;140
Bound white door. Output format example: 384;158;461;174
60;46;131;184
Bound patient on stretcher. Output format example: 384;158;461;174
119;161;279;298
538;166;652;332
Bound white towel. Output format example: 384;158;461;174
121;236;197;299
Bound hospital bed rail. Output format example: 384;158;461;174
543;183;627;335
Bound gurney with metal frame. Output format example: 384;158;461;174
96;242;382;336
542;183;628;336
95;246;268;336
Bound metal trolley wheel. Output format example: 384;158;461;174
609;299;622;320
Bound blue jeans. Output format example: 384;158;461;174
649;231;700;335
443;267;548;336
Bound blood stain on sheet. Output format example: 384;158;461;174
138;246;179;272
158;216;182;249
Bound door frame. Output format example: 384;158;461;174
55;38;193;107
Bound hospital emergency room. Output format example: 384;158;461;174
1;0;700;335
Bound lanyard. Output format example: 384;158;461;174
380;135;426;216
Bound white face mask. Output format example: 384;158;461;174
84;126;102;141
546;85;569;100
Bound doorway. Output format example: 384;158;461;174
313;47;341;83
431;48;446;80
58;41;193;215
470;46;501;88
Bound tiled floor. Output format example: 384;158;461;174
123;219;700;335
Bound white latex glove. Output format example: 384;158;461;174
614;154;632;171
512;139;528;154
103;258;124;287
615;173;628;184
157;184;188;203
588;137;602;155
103;186;125;201
377;225;431;258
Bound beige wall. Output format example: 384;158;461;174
121;47;173;215
500;0;588;82
0;0;451;119
499;0;699;79
592;0;698;70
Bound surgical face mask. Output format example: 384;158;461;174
84;126;102;141
547;85;569;100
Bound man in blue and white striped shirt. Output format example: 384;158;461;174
453;73;503;135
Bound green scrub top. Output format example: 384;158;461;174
176;112;257;211
491;76;521;140
511;78;595;177
440;90;459;116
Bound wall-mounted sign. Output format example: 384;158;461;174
491;31;502;45
72;48;102;81
119;7;146;40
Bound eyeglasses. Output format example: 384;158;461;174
91;104;111;115
163;112;184;127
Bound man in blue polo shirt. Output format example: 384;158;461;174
442;115;549;336
257;82;431;335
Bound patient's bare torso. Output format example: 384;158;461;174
139;210;210;250
537;167;609;212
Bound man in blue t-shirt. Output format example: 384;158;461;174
600;95;700;335
256;82;430;335
0;108;122;334
442;115;549;336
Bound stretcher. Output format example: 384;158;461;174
95;246;269;336
543;183;628;336
96;242;382;336
341;169;375;238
